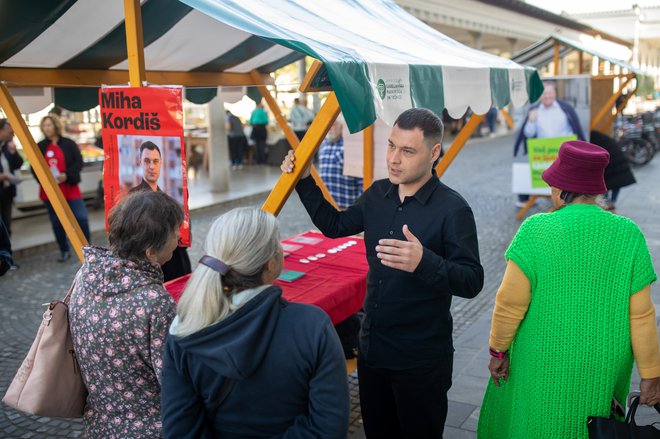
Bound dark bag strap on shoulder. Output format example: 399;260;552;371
205;378;235;432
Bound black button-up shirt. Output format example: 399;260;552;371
296;172;484;369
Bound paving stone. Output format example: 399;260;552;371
446;401;478;428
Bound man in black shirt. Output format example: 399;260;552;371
281;108;483;438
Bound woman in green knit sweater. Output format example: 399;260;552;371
478;140;660;438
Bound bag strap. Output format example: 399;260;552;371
205;378;235;430
626;396;660;426
63;276;78;305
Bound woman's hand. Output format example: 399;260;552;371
56;173;67;183
488;356;509;388
640;377;660;406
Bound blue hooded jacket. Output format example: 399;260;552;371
161;286;349;439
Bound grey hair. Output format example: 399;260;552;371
173;207;281;337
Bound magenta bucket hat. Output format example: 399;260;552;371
541;140;610;195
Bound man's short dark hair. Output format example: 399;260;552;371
140;141;161;157
0;119;9;130
108;191;184;261
394;108;444;150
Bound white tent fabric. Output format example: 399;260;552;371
182;0;543;132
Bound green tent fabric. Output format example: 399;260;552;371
54;87;100;112
181;0;544;133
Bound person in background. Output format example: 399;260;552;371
0;218;14;276
290;97;315;140
36;114;90;262
130;141;191;282
513;81;585;207
318;116;363;209
478;140;660;438
161;207;349;439
282;108;484;438
485;107;499;138
0;119;23;238
225;110;247;170
590;130;636;211
249;100;269;165
69;191;182;438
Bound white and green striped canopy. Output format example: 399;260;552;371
183;0;543;132
1;0;542;130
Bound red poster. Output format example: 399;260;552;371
99;86;190;246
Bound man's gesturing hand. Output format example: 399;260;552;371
376;224;423;273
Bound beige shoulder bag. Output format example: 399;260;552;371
2;279;87;418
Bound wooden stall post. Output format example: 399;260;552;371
553;40;561;76
262;93;341;216
249;70;338;209
590;75;633;131
124;0;146;87
363;124;374;190
435;114;485;178
0;84;89;262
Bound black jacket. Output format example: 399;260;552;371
0;141;24;199
162;286;349;439
35;136;83;185
590;130;636;190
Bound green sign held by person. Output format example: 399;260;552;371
526;135;577;188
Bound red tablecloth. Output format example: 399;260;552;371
164;231;368;325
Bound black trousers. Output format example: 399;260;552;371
358;353;453;439
0;191;13;235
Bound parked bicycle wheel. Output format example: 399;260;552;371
620;137;655;166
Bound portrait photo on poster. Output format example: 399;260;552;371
117;134;185;204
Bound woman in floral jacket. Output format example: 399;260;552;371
69;191;183;438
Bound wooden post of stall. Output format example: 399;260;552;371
435;114;485;178
578;50;584;74
262;93;341;216
590;75;633;131
124;0;146;87
499;109;514;130
553;40;560;76
363;124;374;190
249;70;338;209
0;84;89;261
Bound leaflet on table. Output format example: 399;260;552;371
290;236;323;245
278;270;306;282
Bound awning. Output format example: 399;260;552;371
182;0;543;133
512;35;642;75
1;0;542;129
0;0;304;111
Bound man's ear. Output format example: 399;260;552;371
431;143;442;162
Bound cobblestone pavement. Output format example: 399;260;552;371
2;133;658;437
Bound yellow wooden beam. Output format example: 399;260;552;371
0;84;88;262
590;75;632;131
553;41;560;76
249;70;338;209
499;109;514;130
363;124;374;190
435;114;485;178
592;73;635;80
578;50;584;74
0;68;271;88
603;83;636;131
262;92;341;216
124;0;146;87
299;60;332;93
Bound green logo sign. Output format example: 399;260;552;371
377;79;386;99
